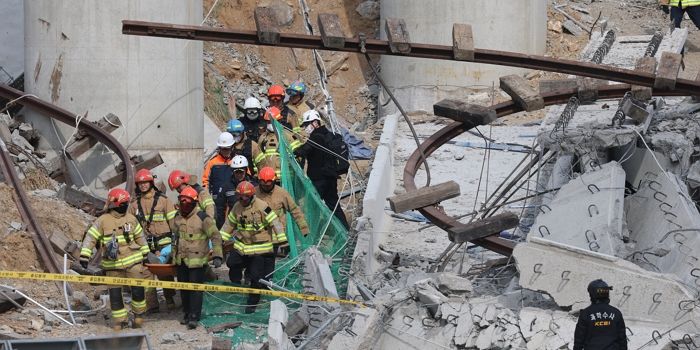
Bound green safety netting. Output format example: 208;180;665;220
200;120;351;346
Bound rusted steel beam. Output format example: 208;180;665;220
121;20;700;95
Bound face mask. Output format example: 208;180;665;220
260;182;275;193
113;203;129;215
179;200;197;216
246;110;259;120
304;124;315;135
267;123;274;132
238;195;253;207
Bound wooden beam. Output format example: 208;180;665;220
254;7;280;45
385;18;411;54
317;13;345;49
102;151;163;188
499;74;544;112
576;77;599;103
64;113;121;160
447;212;519;244
388;181;460;213
452;23;474;61
539;79;577;95
433;99;496;125
631;56;656;101
654;51;682;90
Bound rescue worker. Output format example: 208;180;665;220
168;170;215;218
668;0;700;28
128;169;178;311
224;155;259;215
294;110;350;229
228;119;258;174
255;166;309;251
254;107;302;179
220;181;283;314
238;97;266;141
266;85;293;129
203;132;236;228
171;186;223;329
573;279;627;350
285;81;314;134
79;188;151;330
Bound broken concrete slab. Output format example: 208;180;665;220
414;282;448;317
268;300;295;350
530;161;626;255
327;307;382;350
514;237;700;332
435;272;472;295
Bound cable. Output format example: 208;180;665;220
363;53;431;187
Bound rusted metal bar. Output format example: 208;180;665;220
121;20;700;95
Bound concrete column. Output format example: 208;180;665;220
0;0;24;83
24;0;203;193
379;0;547;114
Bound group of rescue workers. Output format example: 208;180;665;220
78;81;349;331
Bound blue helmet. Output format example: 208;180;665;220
226;119;245;133
286;81;307;96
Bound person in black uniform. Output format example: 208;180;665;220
573;279;627;350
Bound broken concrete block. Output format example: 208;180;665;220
621;98;649;124
687;161;700;189
530;161;626;255
435;273;472;295
513;237;700;332
453;303;474;346
268;300;295;350
328;307;382;349
415;283;448;318
475;323;497;349
11;129;33;152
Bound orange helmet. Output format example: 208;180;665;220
168;170;191;191
178;186;198;201
258;167;276;182
135;169;154;183
236;181;256;197
264;107;282;121
107;188;131;206
267;85;285;97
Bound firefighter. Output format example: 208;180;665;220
168;170;215;218
203;132;236;228
238;97;266;141
223;155;259;216
171;186;223;329
254;107;302;179
285;81;314;134
128;169;178;311
220;181;283;314
79;188;150;330
266;84;291;128
255;166;309;251
573;279;627;350
228;119;257;174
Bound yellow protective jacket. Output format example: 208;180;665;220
669;0;700;7
128;189;177;247
287;100;313;134
80;211;149;270
172;210;223;268
219;197;283;255
255;185;309;245
193;184;215;218
254;130;302;178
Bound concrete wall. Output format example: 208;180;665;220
355;113;399;274
0;0;24;83
24;0;203;193
379;0;547;114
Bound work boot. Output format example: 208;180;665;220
187;319;198;330
165;295;177;310
133;316;144;328
179;314;189;325
113;321;128;331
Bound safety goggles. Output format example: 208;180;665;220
268;95;283;102
245;109;259;116
233;168;246;173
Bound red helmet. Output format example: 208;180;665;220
135;169;154;183
267;85;285;97
168;170;191;191
236;181;256;197
107;188;131;206
258;167;276;182
264;107;282;121
178;186;198;201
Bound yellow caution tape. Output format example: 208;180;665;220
0;270;365;307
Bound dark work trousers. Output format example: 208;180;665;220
671;3;700;28
226;250;275;306
311;177;350;229
176;265;206;321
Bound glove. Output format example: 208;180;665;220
212;257;222;268
79;259;88;269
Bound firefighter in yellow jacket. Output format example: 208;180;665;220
254;107;303;179
172;186;223;329
128;169;178;310
220;181;283;313
255;167;309;251
168;169;215;218
79;188;150;330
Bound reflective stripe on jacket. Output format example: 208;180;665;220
219;197;283;255
172;210;223;268
80;211;148;270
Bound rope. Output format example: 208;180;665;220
0;94;39;114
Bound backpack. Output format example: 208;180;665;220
326;131;350;176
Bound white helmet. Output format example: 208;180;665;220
302;110;322;125
243;97;263;110
231;155;249;169
217;132;235;148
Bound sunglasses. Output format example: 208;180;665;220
233;168;246;173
